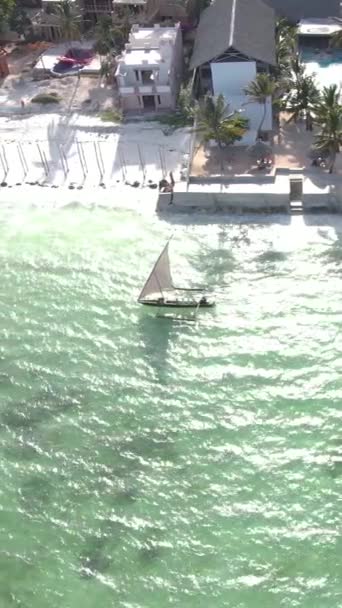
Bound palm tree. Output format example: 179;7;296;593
196;94;248;149
314;84;340;122
244;73;278;138
314;107;342;173
285;73;319;129
94;15;126;56
330;30;342;48
275;18;297;70
54;0;82;42
313;84;342;173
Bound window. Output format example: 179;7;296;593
157;96;161;105
141;70;153;84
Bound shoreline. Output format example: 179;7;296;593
0;112;341;217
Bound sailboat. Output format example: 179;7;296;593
138;242;214;308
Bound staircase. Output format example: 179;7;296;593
289;177;303;215
289;200;303;215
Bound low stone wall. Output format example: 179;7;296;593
157;191;290;214
302;180;342;213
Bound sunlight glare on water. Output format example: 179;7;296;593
0;206;342;608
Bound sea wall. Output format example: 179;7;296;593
157;191;289;214
157;174;342;214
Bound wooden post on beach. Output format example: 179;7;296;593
97;142;105;176
1;144;9;178
36;142;48;177
137;144;146;184
59;144;69;178
17;143;28;177
118;146;127;181
0;149;7;179
79;142;88;174
93;142;103;182
76;140;87;179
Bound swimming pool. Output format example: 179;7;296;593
300;49;342;88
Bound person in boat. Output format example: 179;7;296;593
157;296;165;304
200;296;207;305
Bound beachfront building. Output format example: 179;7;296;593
112;0;187;26
29;0;82;41
190;0;276;144
115;22;183;112
263;0;341;22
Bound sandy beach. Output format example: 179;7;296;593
0;112;191;210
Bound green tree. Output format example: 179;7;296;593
94;15;126;56
314;109;342;173
313;85;342;173
0;0;16;33
330;30;342;48
275;18;297;78
244;73;278;137
177;81;196;125
53;0;82;41
313;84;340;122
196;94;248;149
9;5;31;37
186;0;211;21
285;73;319;129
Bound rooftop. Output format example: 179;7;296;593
263;0;341;21
298;17;342;36
116;24;179;73
190;0;276;70
113;0;146;4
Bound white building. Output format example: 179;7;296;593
190;0;276;145
115;23;183;112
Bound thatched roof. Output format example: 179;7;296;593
190;0;276;70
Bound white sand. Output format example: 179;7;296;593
0;113;191;209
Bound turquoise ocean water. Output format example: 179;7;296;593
1;205;342;607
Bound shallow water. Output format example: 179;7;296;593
1;206;342;607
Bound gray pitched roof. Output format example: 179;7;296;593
190;0;276;70
263;0;341;21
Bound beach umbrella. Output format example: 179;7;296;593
248;139;272;160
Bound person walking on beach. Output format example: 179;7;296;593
20;98;25;111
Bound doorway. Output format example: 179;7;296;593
142;95;156;110
290;178;303;201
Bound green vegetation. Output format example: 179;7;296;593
93;16;126;56
285;73;319;129
186;0;211;21
313;85;342;173
53;0;82;41
9;5;31;37
0;0;15;33
196;94;248;149
330;30;342;48
275;18;297;76
31;93;61;104
273;20;342;171
146;83;196;130
244;73;278;136
100;108;123;123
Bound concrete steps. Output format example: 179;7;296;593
290;200;303;214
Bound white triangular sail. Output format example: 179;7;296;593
138;242;173;301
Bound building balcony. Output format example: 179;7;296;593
119;86;135;94
118;83;171;95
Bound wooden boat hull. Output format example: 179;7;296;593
139;299;215;308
